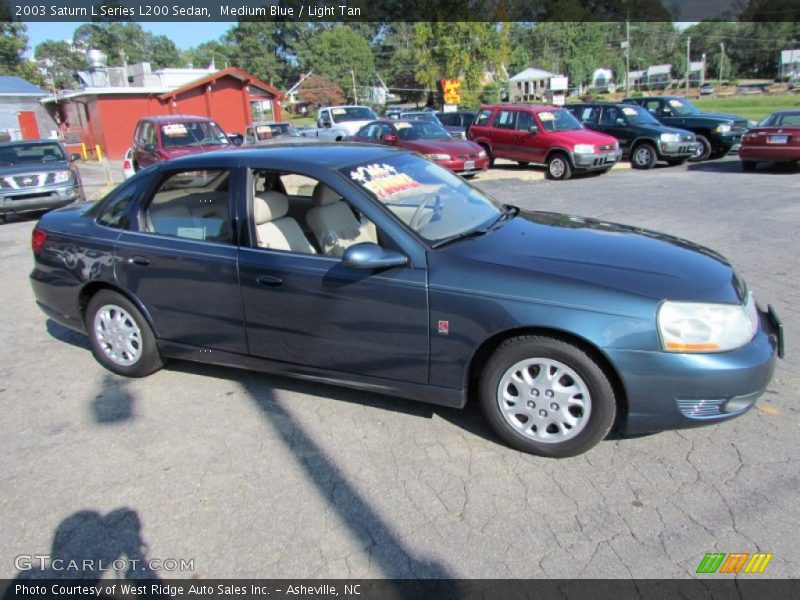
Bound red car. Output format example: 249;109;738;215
347;119;489;177
468;104;620;180
739;110;800;171
132;115;233;171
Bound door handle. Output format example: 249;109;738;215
128;255;150;266
257;274;283;287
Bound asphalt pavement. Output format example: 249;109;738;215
0;155;797;579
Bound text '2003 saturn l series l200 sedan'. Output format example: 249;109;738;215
30;144;784;457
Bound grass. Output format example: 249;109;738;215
692;94;800;121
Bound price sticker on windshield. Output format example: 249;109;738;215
622;107;638;116
394;122;412;129
163;124;188;136
538;112;555;121
668;100;684;108
332;108;346;115
349;163;422;199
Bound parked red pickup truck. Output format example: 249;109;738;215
467;104;621;180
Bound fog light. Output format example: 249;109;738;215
723;391;763;414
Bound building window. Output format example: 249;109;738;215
250;99;273;122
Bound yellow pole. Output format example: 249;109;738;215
80;143;87;160
95;145;103;162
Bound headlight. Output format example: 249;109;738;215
657;294;758;353
573;144;595;154
477;150;487;158
660;133;681;143
52;170;74;183
715;123;733;133
425;153;450;161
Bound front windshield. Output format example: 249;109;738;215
331;107;377;123
160;121;230;148
395;121;452;141
341;153;501;244
537;110;583;132
664;98;700;116
0;142;66;166
620;105;660;124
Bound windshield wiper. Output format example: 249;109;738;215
432;205;518;249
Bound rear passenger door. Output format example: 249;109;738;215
115;167;248;354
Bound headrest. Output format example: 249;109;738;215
312;183;342;207
254;192;288;224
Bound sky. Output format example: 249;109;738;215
24;22;231;54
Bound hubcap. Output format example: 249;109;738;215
635;147;652;166
497;358;591;443
694;142;706;158
550;159;565;178
94;304;142;366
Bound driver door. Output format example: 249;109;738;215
238;170;430;384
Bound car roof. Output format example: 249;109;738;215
0;139;63;148
160;142;404;170
140;115;217;124
480;104;567;112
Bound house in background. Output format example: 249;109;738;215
645;64;673;89
42;66;283;160
780;48;800;81
626;69;646;91
688;59;706;85
508;67;566;102
590;68;615;93
0;76;59;142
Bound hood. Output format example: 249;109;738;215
697;111;748;125
334;120;374;135
0;160;71;177
400;138;482;155
633;123;695;138
548;128;618;146
439;210;743;305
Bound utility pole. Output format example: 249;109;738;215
351;69;358;105
120;49;128;87
625;20;630;93
718;42;725;93
685;36;691;98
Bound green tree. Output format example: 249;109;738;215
295;25;375;100
34;40;86;90
0;23;44;85
224;22;290;86
182;40;236;70
147;36;181;70
373;23;424;103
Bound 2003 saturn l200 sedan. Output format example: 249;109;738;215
30;144;783;457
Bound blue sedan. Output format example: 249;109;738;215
29;144;783;457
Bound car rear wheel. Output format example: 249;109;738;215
480;144;494;167
631;142;657;169
741;160;757;172
689;135;711;162
86;290;163;377
546;153;572;180
479;336;616;458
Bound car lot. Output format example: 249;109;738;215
1;156;797;579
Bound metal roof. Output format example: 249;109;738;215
509;67;561;82
0;76;47;97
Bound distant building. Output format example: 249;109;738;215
42;66;283;160
76;49;216;89
780;48;800;80
688;60;706;85
626;70;646;91
646;64;673;89
0;76;58;142
590;68;614;92
509;67;566;102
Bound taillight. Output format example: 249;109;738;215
123;159;132;170
32;228;47;255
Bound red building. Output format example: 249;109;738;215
43;67;283;160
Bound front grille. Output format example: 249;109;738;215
676;398;726;419
455;153;480;160
598;144;615;151
1;172;57;190
732;121;748;132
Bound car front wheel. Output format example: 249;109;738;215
631;142;657;169
546;153;573;180
479;336;616;458
86;290;163;377
689;135;711;162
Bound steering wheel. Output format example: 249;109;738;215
408;191;441;230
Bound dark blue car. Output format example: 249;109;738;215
29;144;783;457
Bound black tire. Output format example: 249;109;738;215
710;145;732;160
85;290;163;377
665;158;687;166
546;153;573;180
479;335;616;458
0;214;7;224
631;142;657;169
688;135;712;162
132;161;140;173
741;160;757;172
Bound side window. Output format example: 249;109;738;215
600;107;619;124
145;123;156;146
143;169;231;244
134;124;143;144
515;111;532;131
97;191;134;229
494;110;515;129
473;109;492;126
644;100;660;114
378;124;394;139
250;169;379;258
580;107;599;123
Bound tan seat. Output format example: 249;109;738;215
254;192;316;254
306;184;377;257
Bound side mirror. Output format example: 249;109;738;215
229;135;243;146
381;133;397;144
342;242;408;270
69;153;81;162
528;124;539;134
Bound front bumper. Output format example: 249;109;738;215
659;141;699;158
572;150;619;170
608;306;781;435
0;184;83;215
437;156;490;175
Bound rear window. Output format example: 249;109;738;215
473;109;493;126
159;121;230;149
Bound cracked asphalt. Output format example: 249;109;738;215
0;156;797;579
